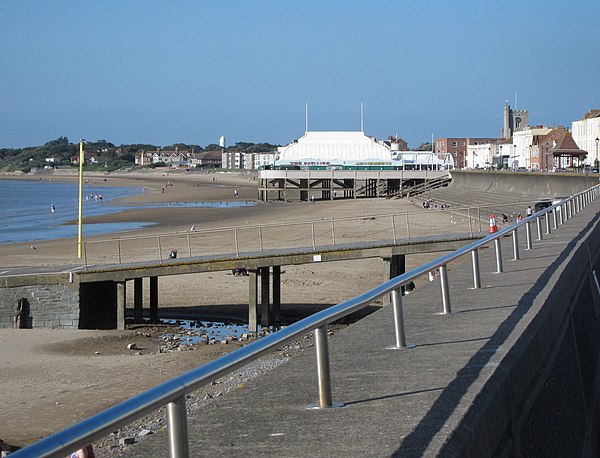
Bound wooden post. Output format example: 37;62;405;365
149;276;159;323
116;281;126;331
134;278;143;323
272;266;281;324
382;255;406;305
260;267;270;327
248;269;259;333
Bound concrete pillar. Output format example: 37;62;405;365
116;281;126;330
383;254;406;305
149;276;159;323
260;267;270;327
272;266;281;323
134;278;143;323
248;269;259;333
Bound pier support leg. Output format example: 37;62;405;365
260;267;271;327
383;255;405;305
272;266;281;324
248;269;259;333
149;276;159;323
134;278;143;323
116;281;126;331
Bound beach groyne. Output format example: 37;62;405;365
449;170;599;197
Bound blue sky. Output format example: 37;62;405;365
1;1;599;149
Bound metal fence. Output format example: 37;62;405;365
81;200;536;268
12;187;599;457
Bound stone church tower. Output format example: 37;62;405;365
502;100;529;139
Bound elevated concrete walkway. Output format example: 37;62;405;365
126;199;600;456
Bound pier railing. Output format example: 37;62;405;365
81;199;537;268
12;185;599;458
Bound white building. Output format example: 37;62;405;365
572;110;600;166
276;131;391;165
244;151;277;170
513;127;553;170
465;143;498;169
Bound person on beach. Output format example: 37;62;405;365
51;203;55;213
234;189;239;197
526;206;533;217
169;249;177;259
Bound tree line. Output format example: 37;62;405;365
0;137;280;173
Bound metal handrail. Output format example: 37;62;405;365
81;197;546;268
12;186;599;458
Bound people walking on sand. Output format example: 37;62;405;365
526;206;533;217
310;194;315;204
234;188;239;197
50;203;55;213
168;249;177;259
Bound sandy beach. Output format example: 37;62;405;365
0;170;454;454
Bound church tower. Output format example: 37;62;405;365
501;100;529;139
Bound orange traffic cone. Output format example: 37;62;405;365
489;213;498;233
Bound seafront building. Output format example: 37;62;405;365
572;110;600;166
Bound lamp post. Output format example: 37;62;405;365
596;137;599;169
545;142;549;172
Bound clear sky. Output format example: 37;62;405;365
1;0;599;149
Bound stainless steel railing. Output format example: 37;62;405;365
12;186;599;458
80;198;539;268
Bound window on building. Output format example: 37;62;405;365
452;142;457;147
461;142;465;146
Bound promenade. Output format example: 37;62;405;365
123;198;600;456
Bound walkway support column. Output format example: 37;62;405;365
116;281;126;331
149;276;159;323
383;255;405;305
260;267;271;327
248;269;259;333
272;266;281;324
134;278;143;323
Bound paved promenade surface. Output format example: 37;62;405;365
127;201;600;457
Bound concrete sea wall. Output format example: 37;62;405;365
449;170;599;197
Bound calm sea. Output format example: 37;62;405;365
0;179;151;244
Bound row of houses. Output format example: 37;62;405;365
436;107;600;171
132;148;278;170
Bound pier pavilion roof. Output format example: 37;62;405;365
277;131;392;163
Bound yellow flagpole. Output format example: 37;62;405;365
77;139;84;258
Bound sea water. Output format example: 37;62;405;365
0;179;151;244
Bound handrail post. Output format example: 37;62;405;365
545;210;551;234
167;396;189;458
331;218;336;245
439;264;451;314
512;228;520;260
536;216;543;240
308;326;343;409
525;221;533;250
558;204;564;225
467;207;473;236
234;229;240;256
387;289;413;349
83;242;88;269
471;249;481;289
552;207;558;229
494;238;503;273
